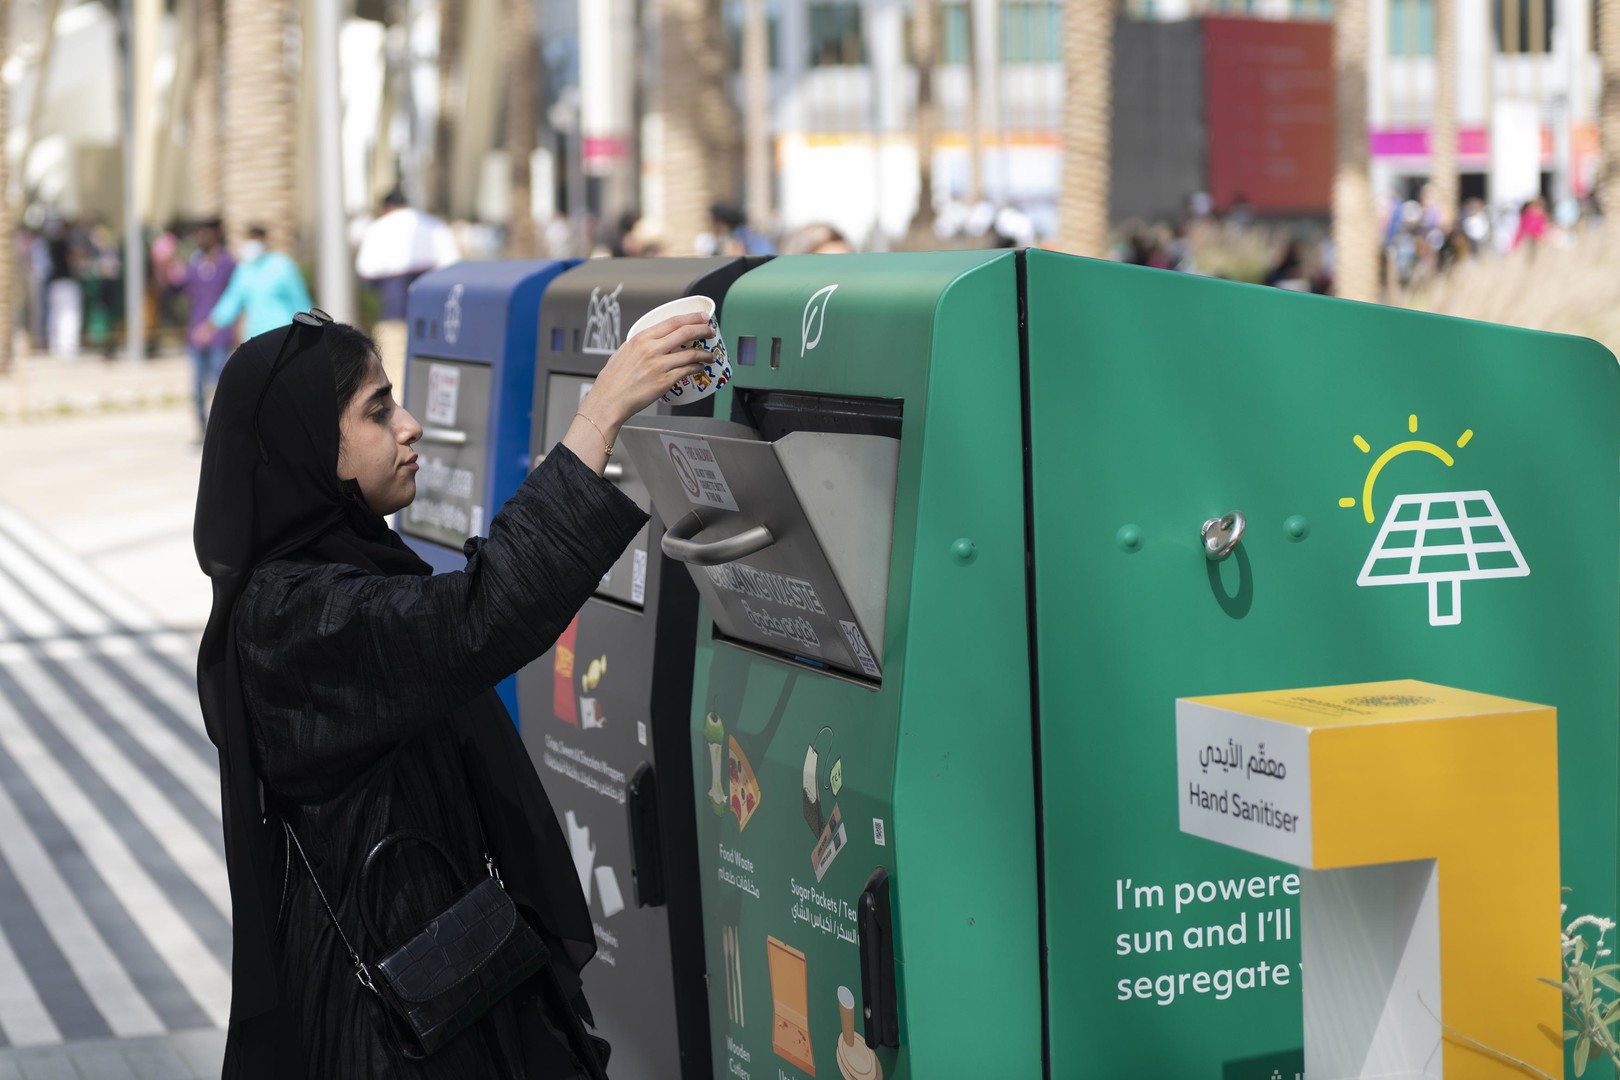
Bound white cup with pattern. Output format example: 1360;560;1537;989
626;295;731;405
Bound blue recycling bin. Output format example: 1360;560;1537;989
399;259;578;720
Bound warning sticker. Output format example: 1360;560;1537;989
839;620;880;678
426;365;461;426
661;436;739;511
631;549;648;604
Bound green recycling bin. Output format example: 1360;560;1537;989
617;251;1041;1080
1024;250;1619;1078
614;248;1618;1079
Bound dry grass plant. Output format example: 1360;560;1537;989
1405;231;1620;356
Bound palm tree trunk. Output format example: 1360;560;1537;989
659;0;741;253
223;0;298;252
699;0;743;208
965;0;983;206
742;0;772;228
1058;0;1112;257
370;2;402;205
433;0;465;218
910;0;938;238
504;0;540;257
1600;0;1620;239
0;0;13;370
20;0;63;203
1430;0;1457;229
1332;0;1379;300
191;0;224;217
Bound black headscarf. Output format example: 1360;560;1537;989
195;323;597;1065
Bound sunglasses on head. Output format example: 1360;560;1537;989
253;308;334;462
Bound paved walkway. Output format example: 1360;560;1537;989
0;352;191;426
0;356;210;633
0;363;223;1078
0;1031;225;1080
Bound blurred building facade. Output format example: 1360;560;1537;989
1363;0;1595;210
1;0;1595;252
722;0;1590;239
714;0;1066;244
1122;0;1596;214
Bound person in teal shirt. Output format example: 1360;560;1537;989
192;225;313;346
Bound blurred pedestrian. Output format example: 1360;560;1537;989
192;226;312;349
1125;225;1161;267
1514;197;1549;251
45;221;81;359
80;214;122;356
1164;222;1196;273
170;218;236;437
193;311;714;1076
698;203;775;257
1264;239;1307;289
1460;198;1491;254
604;211;645;257
781;223;853;255
151;223;184;334
355;191;460;390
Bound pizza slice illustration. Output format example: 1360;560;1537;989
728;735;762;831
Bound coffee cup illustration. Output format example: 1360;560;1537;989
834;984;882;1080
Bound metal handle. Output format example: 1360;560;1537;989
531;453;623;483
661;510;775;566
419;426;468;446
1201;512;1246;561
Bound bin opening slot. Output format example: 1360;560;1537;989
733;388;903;442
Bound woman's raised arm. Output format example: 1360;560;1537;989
236;445;647;800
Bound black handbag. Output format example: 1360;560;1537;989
284;821;549;1059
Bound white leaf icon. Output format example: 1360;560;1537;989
801;284;839;357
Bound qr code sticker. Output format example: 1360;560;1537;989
872;818;887;847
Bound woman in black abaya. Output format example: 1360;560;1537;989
195;311;713;1078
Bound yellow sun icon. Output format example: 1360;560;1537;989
1339;413;1475;523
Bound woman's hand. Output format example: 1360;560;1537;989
565;313;713;475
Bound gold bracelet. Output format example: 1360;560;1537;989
575;412;613;457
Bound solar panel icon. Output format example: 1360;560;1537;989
1356;490;1529;626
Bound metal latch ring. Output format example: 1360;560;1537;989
1201;512;1246;562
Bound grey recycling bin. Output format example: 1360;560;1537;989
514;256;768;1079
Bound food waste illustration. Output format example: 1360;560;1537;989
704;706;890;1080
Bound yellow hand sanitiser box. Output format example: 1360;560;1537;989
1178;680;1560;1079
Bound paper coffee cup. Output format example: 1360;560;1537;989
625;295;732;404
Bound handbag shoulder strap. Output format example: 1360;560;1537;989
282;820;381;994
450;741;506;886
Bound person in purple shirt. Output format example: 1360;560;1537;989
171;218;236;437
